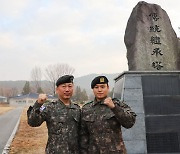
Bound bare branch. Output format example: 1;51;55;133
44;63;75;95
31;66;42;92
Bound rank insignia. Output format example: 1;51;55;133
100;77;104;83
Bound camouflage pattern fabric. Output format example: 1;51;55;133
27;100;81;154
80;98;136;154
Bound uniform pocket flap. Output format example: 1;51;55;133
54;116;66;123
83;115;95;122
71;110;80;122
104;111;115;119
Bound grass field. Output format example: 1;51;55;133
9;108;48;154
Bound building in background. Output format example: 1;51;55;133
9;93;57;106
0;96;8;103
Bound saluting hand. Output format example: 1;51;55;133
104;97;115;109
38;94;48;104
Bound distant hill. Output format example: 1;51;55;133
0;73;120;96
0;80;26;92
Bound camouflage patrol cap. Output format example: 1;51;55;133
91;76;109;89
56;75;74;87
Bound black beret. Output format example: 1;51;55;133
91;76;109;89
56;75;74;87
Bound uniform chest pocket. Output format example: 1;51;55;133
52;116;66;127
104;111;120;129
83;114;95;122
83;114;95;133
71;110;80;122
82;109;94;121
51;113;66;122
50;115;66;134
58;115;67;122
104;111;115;119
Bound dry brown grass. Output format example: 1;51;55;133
9;108;48;154
0;104;14;115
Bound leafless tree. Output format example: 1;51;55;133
0;88;4;96
9;87;19;97
44;63;75;95
2;87;18;97
31;66;42;93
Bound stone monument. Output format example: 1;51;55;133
113;1;180;154
124;1;180;71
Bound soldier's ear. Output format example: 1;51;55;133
55;87;58;93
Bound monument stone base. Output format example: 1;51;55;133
113;71;180;154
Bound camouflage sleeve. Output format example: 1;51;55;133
111;98;136;129
80;109;89;154
27;101;47;127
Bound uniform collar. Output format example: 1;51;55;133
58;99;76;108
93;97;107;106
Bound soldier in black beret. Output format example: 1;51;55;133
27;75;81;154
80;75;136;154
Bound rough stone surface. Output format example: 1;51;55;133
124;1;180;71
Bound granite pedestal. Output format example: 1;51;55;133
114;71;180;154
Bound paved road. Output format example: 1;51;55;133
0;107;23;153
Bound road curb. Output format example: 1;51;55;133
1;110;22;154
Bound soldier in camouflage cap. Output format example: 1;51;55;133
80;75;136;154
27;75;80;154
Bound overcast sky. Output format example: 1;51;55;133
0;0;179;81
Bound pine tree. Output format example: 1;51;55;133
74;86;81;101
72;86;88;104
37;87;44;94
22;81;31;95
81;89;88;102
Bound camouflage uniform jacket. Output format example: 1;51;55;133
80;98;136;154
27;99;81;154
